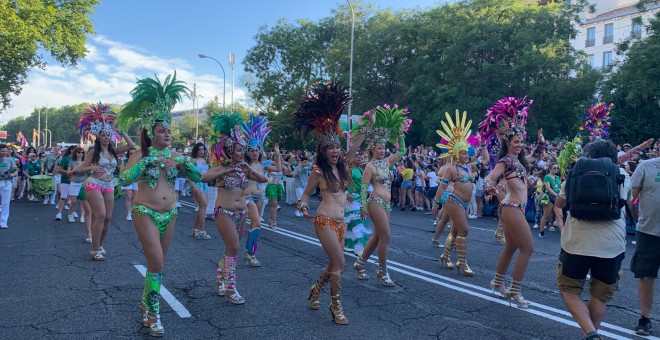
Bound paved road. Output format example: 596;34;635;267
0;196;657;340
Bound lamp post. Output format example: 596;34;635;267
198;54;226;114
346;0;355;150
229;52;235;113
31;106;41;146
44;129;52;148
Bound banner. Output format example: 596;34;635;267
0;131;6;139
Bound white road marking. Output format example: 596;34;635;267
261;224;653;340
134;264;192;318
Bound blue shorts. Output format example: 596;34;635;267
194;182;208;194
415;186;423;192
401;179;413;189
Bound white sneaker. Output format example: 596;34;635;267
176;202;183;208
295;210;302;218
67;214;75;223
194;206;199;212
72;212;79;218
533;224;538;229
64;205;70;210
0;225;8;229
468;214;477;219
80;216;85;223
43;197;49;205
126;214;132;221
55;213;62;221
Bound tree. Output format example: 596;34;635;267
0;0;98;111
602;11;660;144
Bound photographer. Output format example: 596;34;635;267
0;144;18;228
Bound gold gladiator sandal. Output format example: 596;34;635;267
439;233;455;269
146;311;164;337
507;280;530;309
307;269;330;310
353;257;369;280
328;270;349;325
139;303;148;327
454;236;475;276
490;273;508;299
377;265;395;287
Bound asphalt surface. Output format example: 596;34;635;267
0;195;658;340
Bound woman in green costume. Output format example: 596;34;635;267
118;72;202;337
343;152;371;256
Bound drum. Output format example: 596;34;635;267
31;175;54;195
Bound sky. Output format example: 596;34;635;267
2;0;448;124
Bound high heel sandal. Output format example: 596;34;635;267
216;282;227;296
377;265;395;287
431;238;441;248
245;252;262;267
139;303;148;327
489;273;508;299
507;280;530;309
307;269;329;310
269;219;277;229
454;236;474;277
439;234;455;269
328;271;348;325
353;258;369;280
145;311;164;337
226;288;246;305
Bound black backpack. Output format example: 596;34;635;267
566;157;624;221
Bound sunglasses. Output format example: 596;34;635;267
552;167;559;169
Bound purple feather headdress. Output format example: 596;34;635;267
241;113;271;151
78;102;121;142
580;102;613;139
478;96;532;145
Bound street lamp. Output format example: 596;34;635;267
198;54;226;114
43;129;52;148
346;0;355;150
229;52;235;113
31;106;41;146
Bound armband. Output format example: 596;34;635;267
396;136;406;158
360;184;369;214
175;156;203;182
440;178;449;185
439;191;448;205
119;158;147;186
432;198;441;208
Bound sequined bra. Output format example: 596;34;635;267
499;155;527;183
371;159;392;188
220;163;249;190
453;164;476;183
139;147;179;188
268;171;284;185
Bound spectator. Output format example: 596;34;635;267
630;147;660;336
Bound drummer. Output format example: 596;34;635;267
0;144;18;229
23;152;42;202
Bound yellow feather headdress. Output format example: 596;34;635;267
436;110;473;160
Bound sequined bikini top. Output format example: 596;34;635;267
453;164;476;183
371;159;392;188
220;162;249;190
139;147;179;188
499;156;527;183
268;171;284;185
95;154;118;181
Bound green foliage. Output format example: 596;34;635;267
242;0;601;147
602;11;660;144
0;0;99;110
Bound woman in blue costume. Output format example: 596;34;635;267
118;73;202;337
352;104;411;286
75;103;135;261
435;110;489;276
203;113;268;305
343;152;371;256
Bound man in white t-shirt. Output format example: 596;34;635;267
555;140;627;340
630;151;660;336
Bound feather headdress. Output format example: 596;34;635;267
78;102;120;141
209;113;245;166
478;96;532;146
579;102;613;139
557;137;583;176
292;81;351;148
436;110;473;160
351;104;412;150
118;71;190;136
241;113;271;151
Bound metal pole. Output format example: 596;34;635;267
37;107;41;146
346;0;355;150
45;109;48;147
198;54;226;114
229;53;235;113
193;83;198;142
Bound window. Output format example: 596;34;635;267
603;23;614;44
586;54;594;67
632;18;642;38
586;27;596;47
602;51;613;68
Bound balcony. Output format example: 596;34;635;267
603;35;614;44
585;38;595;47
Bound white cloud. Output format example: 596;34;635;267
1;36;245;126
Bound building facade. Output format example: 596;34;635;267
572;0;660;70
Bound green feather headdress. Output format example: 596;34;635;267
351;104;412;150
558;137;582;176
118;71;190;136
209;112;245;166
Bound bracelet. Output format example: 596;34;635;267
297;201;309;211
